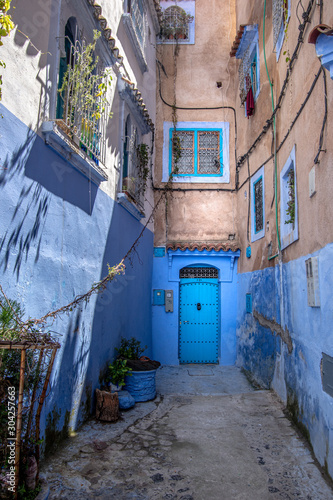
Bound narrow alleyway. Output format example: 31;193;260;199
40;366;333;499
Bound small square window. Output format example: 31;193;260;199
162;121;230;184
158;1;195;45
170;128;222;177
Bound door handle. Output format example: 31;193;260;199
197;303;201;310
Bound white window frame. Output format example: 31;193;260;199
280;145;298;249
162;121;230;184
122;0;149;72
251;166;265;242
158;0;195;45
275;0;291;61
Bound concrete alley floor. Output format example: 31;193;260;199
40;366;333;499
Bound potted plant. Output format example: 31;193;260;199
116;337;160;402
159;8;194;41
106;358;132;392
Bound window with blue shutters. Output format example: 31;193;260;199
236;25;260;117
251;166;265;242
162;121;230;184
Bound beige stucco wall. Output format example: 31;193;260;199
154;0;237;247
235;0;333;273
154;0;333;266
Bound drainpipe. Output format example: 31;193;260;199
263;0;285;356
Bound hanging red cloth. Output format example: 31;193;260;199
246;86;255;117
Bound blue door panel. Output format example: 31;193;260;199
179;278;219;363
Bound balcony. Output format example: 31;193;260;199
42;37;110;184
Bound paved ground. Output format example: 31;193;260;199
40;366;333;499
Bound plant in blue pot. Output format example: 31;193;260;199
106;358;132;392
116;337;160;402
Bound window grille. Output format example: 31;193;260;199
272;0;285;49
123;127;144;209
131;0;146;47
171;129;222;176
173;131;194;174
198;131;220;174
238;43;253;105
57;38;109;166
162;6;190;40
254;177;263;233
180;267;218;279
235;25;259;113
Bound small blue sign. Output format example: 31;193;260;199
246;246;251;258
153;289;165;305
246;293;252;313
153;247;166;257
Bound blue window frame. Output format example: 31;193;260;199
169;128;223;177
235;25;260;116
251;166;265;242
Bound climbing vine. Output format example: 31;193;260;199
58;30;112;123
285;168;295;226
136;143;150;196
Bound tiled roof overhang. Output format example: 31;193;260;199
119;77;154;133
230;24;247;57
86;0;154;131
166;241;241;252
308;24;333;44
86;0;123;63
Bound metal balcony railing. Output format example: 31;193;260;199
57;39;109;167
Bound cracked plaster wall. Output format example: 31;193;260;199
236;242;333;478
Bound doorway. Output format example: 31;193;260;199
179;266;219;363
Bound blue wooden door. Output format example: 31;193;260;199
179;278;219;363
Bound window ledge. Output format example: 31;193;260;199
117;192;145;220
41;120;108;184
122;13;148;73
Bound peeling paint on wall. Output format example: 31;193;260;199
253;309;293;354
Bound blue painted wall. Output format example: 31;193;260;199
236;243;333;478
0;104;154;447
152;249;239;365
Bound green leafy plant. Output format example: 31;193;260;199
282;0;290;63
106;358;132;388
116;337;147;360
285;168;295;226
136;143;150;195
58;30;112;126
172;133;182;175
159;8;194;41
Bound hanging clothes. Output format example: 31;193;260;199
246;86;255;117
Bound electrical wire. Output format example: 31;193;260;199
237;0;316;171
237;64;323;192
156;61;238;192
314;69;327;164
